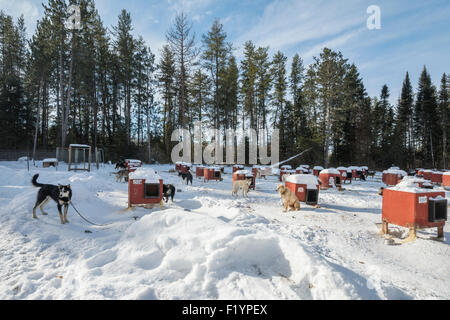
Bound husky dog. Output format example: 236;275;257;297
276;184;301;212
115;159;127;170
114;169;129;183
181;171;193;185
232;179;252;198
163;184;176;203
31;174;72;224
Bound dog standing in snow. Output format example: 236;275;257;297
163;184;176;203
276;184;301;212
232;179;252;198
31;174;72;224
181;171;193;185
114;169;129;183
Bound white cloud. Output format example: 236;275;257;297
0;0;40;35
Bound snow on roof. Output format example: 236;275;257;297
337;167;347;171
443;172;450;176
432;171;443;175
286;174;319;189
69;144;90;148
361;166;369;170
320;168;340;175
300;165;310;168
281;165;292;169
129;168;162;183
313;166;324;170
43;158;58;162
384;168;407;176
348;166;363;171
423;170;433;173
388;176;439;193
235;170;250;175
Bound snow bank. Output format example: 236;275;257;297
68;210;369;300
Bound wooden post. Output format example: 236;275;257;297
88;146;91;172
437;226;444;239
68;146;72;171
382;221;389;235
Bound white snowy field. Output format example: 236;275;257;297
0;161;449;300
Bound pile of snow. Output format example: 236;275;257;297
286;174;319;189
313;166;324;170
337;167;347;171
389;176;436;193
281;165;292;170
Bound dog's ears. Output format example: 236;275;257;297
67;185;71;189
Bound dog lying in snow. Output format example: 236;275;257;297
31;174;72;224
163;184;176;203
232;179;252;198
276;184;301;212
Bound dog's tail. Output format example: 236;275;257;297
32;174;44;188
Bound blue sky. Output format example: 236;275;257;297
1;0;449;105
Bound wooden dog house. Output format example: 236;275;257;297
383;168;407;186
125;159;142;173
196;165;205;178
431;171;443;185
423;170;433;181
285;174;320;206
204;167;222;182
43;158;58;168
382;179;447;241
128;168;163;209
443;172;450;190
319;168;342;190
180;163;192;174
313;166;324;177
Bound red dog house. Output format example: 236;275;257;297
313;166;324;177
296;166;308;174
319;168;342;190
382;168;407;186
175;161;183;172
233;165;245;173
128;168;163;209
431;171;443;185
125;159;142;172
423;170;433;181
285;174;320;206
382;180;447;241
196;165;205;178
443;172;450;190
204;167;222;182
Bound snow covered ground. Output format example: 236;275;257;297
0;161;449;300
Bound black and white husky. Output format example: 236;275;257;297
31;174;72;224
